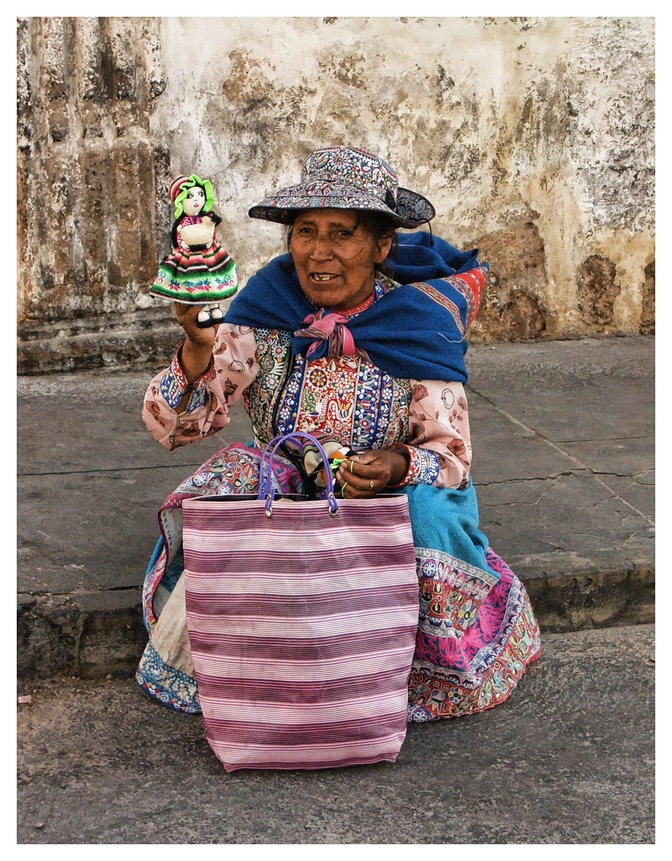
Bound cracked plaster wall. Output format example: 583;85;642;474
17;16;655;373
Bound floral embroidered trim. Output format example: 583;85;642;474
135;642;201;714
387;443;441;486
160;344;216;410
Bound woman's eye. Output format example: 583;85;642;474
333;230;356;244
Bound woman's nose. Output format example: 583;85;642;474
309;236;334;259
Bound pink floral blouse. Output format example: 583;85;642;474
143;323;473;490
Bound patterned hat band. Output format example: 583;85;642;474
248;146;436;229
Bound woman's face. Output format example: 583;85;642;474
182;186;206;217
289;209;393;312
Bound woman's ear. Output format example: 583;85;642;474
375;233;394;264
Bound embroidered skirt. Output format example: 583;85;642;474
135;445;541;719
149;242;238;305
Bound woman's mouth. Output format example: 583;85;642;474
310;273;340;282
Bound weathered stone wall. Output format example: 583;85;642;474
17;16;655;374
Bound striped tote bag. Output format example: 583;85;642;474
182;432;419;771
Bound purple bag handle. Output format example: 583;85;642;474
257;434;296;501
258;432;339;517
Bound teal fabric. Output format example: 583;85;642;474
397;480;499;580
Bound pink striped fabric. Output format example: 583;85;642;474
182;494;419;771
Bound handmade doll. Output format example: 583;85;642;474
149;174;238;327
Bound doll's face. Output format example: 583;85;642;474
182;186;206;216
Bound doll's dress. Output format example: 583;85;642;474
150;215;238;305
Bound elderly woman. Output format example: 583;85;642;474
137;146;541;721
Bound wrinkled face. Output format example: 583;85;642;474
182;186;206;217
289;209;392;312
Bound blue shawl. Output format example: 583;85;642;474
226;232;487;383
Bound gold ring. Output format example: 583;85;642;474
341;481;349;498
369;479;375;490
350;461;355;474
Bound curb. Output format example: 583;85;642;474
17;562;655;680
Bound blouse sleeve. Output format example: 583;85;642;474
391;380;472;490
142;324;259;450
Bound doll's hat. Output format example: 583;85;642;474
248;146;435;229
170;175;191;204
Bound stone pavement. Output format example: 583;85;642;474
17;334;654;679
16;334;656;845
17;624;655;844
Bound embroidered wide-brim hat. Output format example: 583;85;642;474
248;146;436;229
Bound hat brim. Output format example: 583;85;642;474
248;180;435;229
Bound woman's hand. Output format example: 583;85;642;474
174;303;219;383
335;448;410;498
